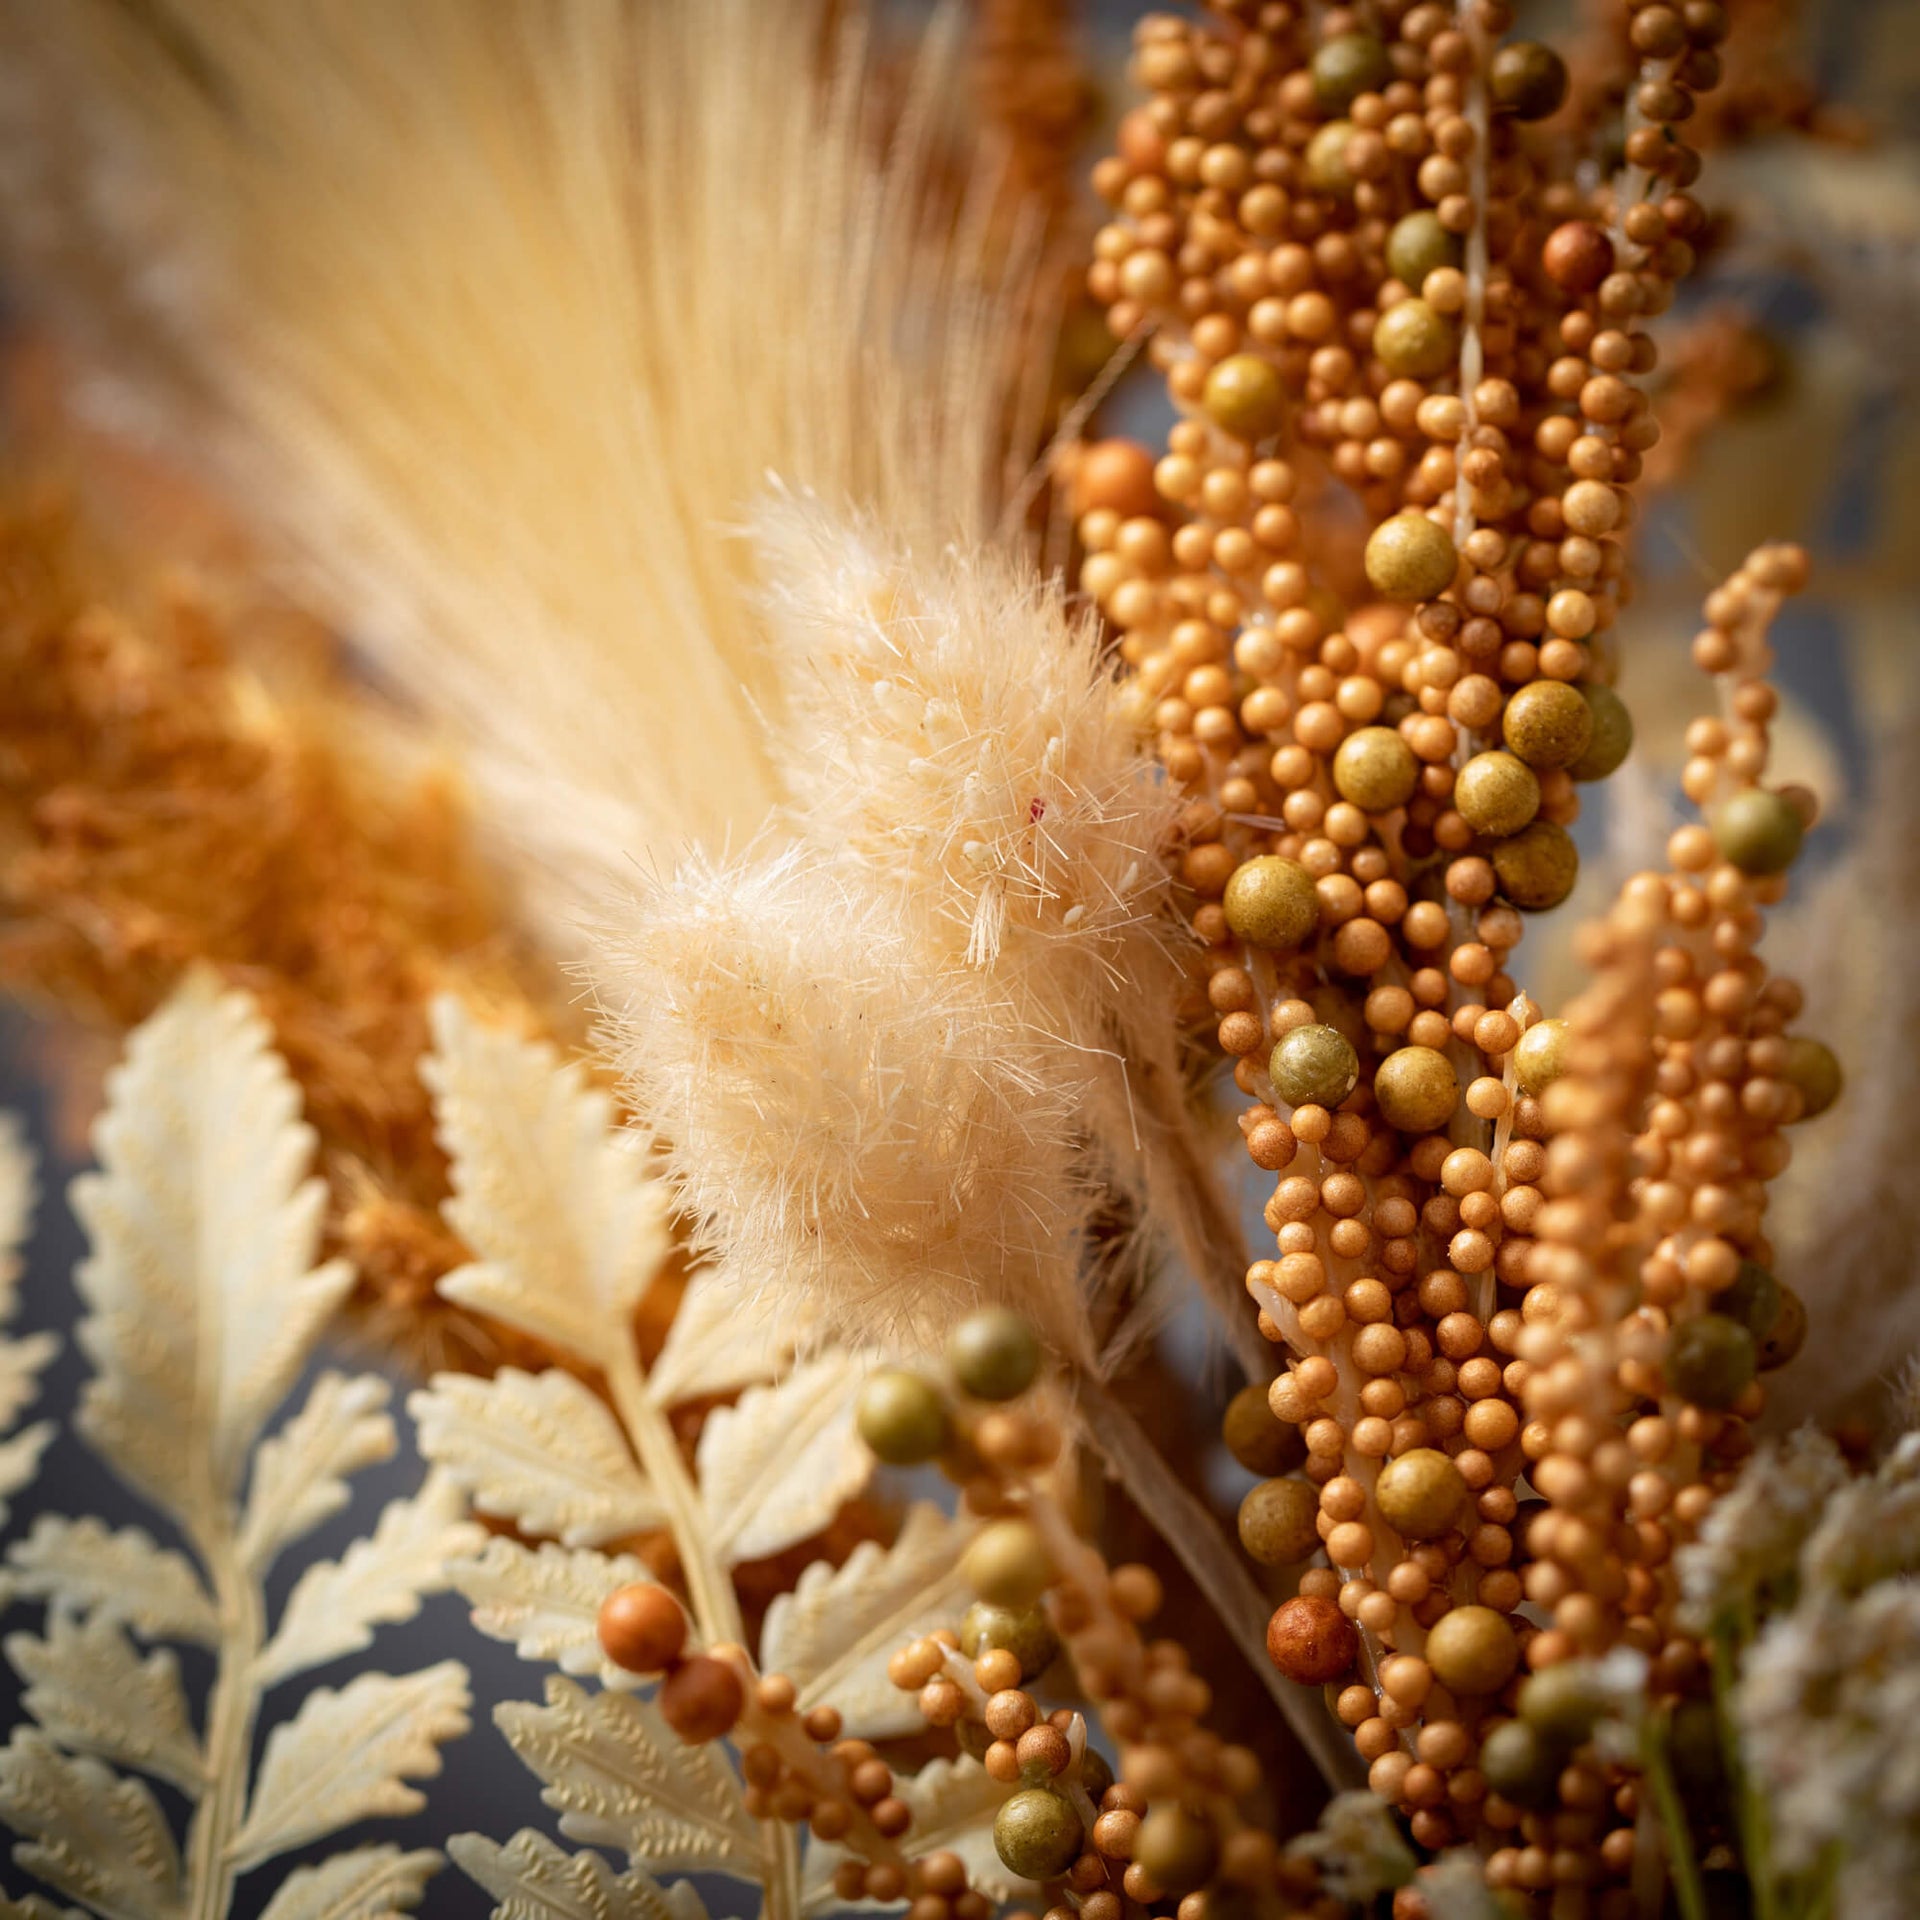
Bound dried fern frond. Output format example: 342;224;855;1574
0;1117;56;1530
0;976;477;1918
405;1002;1042;1915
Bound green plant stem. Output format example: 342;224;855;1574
183;1522;264;1920
1642;1708;1711;1920
1712;1617;1781;1920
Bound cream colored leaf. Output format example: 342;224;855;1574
0;1732;183;1920
0;1110;36;1317
495;1676;761;1880
229;1662;472;1871
68;975;355;1537
0;1424;52;1523
697;1354;870;1566
255;1845;442;1920
255;1472;485;1688
239;1373;398;1571
2;1517;217;1646
449;1830;713;1920
5;1611;202;1794
452;1538;654;1687
760;1503;975;1738
411;1370;663;1548
0;1337;57;1436
802;1757;1030;1914
423;999;671;1364
646;1274;792;1409
0;1891;89;1920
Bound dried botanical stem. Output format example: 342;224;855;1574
183;1523;263;1920
1072;1370;1362;1790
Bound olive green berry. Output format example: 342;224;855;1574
1517;1661;1608;1753
1374;1045;1460;1133
1223;1382;1308;1476
1716;1260;1781;1341
1667;1314;1756;1411
1223;855;1319;950
1203;354;1286;441
1078;1747;1115;1804
1569;684;1634;781
1386;209;1463;289
1758;1286;1807;1372
1782;1035;1842;1120
947;1307;1042;1402
1425;1605;1520;1695
1374;298;1459;379
1269;1022;1359;1110
1480;1717;1558;1808
1711;787;1804;876
1489;40;1569;119
1512;1017;1570;1094
1492;819;1579;911
1311;32;1390;110
1135;1805;1218;1898
1502;679;1595;770
1455;750;1541;837
1365;512;1458;602
1304;120;1357;194
1332;724;1420;812
855;1368;949;1465
1237;1476;1320;1566
1374;1447;1468;1541
959;1601;1060;1681
965;1518;1053;1609
993;1787;1083;1882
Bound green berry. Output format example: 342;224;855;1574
1222;1382;1307;1475
947;1308;1041;1402
1667;1314;1756;1411
1480;1717;1558;1808
1782;1036;1842;1120
1134;1805;1218;1898
1711;788;1804;876
1758;1285;1807;1372
1237;1477;1320;1566
1517;1661;1608;1753
959;1601;1060;1681
1374;298;1459;379
1304;120;1357;195
1570;684;1634;781
1489;41;1569;120
1269;1023;1359;1110
1386;210;1463;289
1311;32;1391;110
1491;819;1579;911
855;1368;949;1465
1365;512;1459;602
1716;1260;1781;1342
993;1786;1083;1881
965;1518;1052;1608
1224;855;1319;949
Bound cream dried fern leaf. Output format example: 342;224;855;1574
0;1118;56;1532
0;977;478;1920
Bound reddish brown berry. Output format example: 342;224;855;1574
1264;1595;1358;1685
597;1582;688;1674
1542;220;1615;293
659;1654;746;1744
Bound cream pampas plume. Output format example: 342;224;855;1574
0;0;1333;1758
0;0;1253;1371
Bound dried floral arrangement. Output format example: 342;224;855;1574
0;2;1910;1919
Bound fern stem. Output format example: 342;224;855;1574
605;1341;802;1920
183;1524;264;1920
1072;1371;1364;1792
605;1341;744;1647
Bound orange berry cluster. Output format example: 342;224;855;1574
1070;0;1838;1906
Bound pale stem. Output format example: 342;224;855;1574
183;1522;264;1920
1072;1369;1364;1790
604;1342;801;1920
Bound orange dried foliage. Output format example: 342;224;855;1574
0;490;547;1372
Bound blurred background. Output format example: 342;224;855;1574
1;0;1916;1911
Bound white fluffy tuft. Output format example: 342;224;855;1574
599;845;1094;1363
